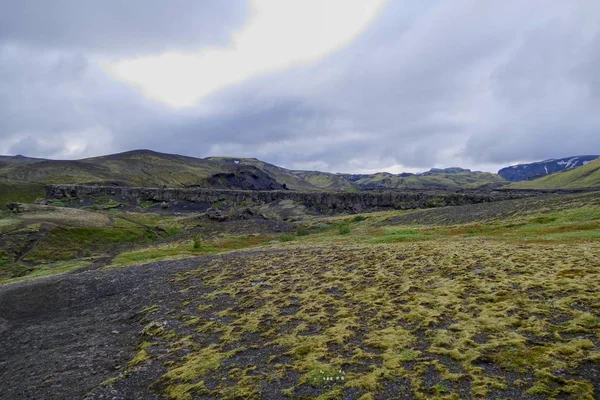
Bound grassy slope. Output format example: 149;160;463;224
0;151;225;187
508;158;600;189
0;179;45;209
292;171;356;190
0;151;318;190
354;171;505;189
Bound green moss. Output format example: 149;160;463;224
369;228;430;243
128;341;152;367
338;224;350;235
295;225;310;236
0;260;92;285
0;181;45;209
25;226;155;262
166;225;182;236
279;234;295;242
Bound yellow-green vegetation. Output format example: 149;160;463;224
0;260;92;285
133;239;600;399
1;150;508;191
508;158;600;189
349;171;505;190
25;226;157;262
111;234;274;266
292;171;355;190
0;180;45;209
108;193;600;399
0;204;176;281
0;150;318;189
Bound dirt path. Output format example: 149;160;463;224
14;223;53;265
0;256;211;400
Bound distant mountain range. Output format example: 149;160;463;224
0;150;504;191
1;150;599;191
498;155;599;182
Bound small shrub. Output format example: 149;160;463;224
352;215;368;223
279;234;295;242
338;224;350;235
433;384;449;395
166;226;181;236
425;197;445;208
296;226;310;236
530;216;557;224
192;234;202;249
139;201;156;209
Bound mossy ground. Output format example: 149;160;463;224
118;239;599;399
98;193;600;399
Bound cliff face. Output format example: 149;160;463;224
45;185;538;214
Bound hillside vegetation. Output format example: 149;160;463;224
0;179;45;209
0;151;291;190
508;158;600;189
0;150;505;191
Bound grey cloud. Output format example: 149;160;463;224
1;0;600;173
0;0;248;55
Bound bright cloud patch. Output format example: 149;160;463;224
104;0;387;107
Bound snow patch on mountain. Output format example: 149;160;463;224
498;155;599;182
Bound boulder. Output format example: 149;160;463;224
6;203;25;213
207;208;228;221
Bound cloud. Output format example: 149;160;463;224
104;0;387;107
0;0;249;55
1;0;599;174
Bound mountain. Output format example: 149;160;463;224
290;171;356;190
0;155;47;167
0;149;505;191
205;157;318;191
347;168;505;189
498;155;599;182
0;150;294;190
507;158;600;189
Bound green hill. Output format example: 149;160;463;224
352;170;505;189
205;157;318;191
291;171;356;190
0;150;306;190
508;158;600;189
0;149;506;191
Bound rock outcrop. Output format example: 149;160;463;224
45;185;540;214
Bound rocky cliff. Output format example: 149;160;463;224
46;185;539;214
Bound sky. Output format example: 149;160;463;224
1;0;599;174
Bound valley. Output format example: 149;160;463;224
0;151;599;399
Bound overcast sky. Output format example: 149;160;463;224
1;0;599;173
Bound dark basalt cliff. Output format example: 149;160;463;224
46;185;539;214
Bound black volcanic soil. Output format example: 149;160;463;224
0;256;215;400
